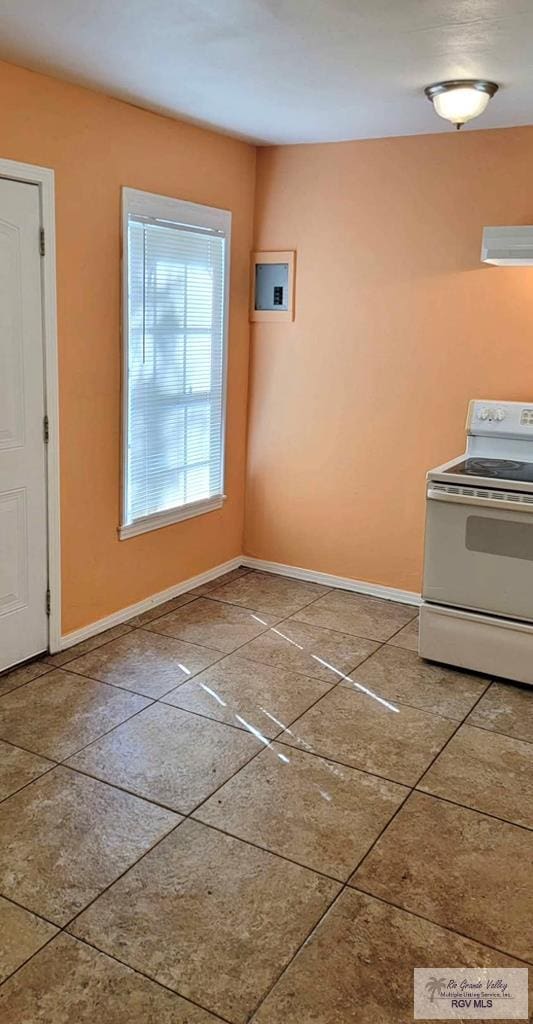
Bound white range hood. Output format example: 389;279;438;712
481;226;533;266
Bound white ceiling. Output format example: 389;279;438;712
1;0;532;144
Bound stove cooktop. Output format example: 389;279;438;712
451;458;533;484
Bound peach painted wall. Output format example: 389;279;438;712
246;128;533;593
0;60;255;633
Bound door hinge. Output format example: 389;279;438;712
46;589;51;616
43;415;49;444
39;227;45;257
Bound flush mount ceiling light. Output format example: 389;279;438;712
424;80;499;129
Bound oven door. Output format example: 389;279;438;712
423;483;533;622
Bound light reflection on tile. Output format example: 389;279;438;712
280;686;455;785
67;702;261;813
240;619;379;682
163;653;331;737
3;570;529;1016
196;743;408;879
146;598;274;653
67;629;221;698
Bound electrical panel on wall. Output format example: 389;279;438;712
250;250;295;322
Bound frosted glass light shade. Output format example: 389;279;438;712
433;87;489;124
425;80;498;128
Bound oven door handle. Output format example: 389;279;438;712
427;487;533;514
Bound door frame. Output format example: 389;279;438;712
0;158;61;654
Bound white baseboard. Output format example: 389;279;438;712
58;552;421;652
240;556;422;607
59;556;243;651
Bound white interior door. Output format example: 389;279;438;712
0;177;47;671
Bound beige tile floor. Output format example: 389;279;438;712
0;567;532;1023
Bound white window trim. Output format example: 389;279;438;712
119;187;231;541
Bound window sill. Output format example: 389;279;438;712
119;495;226;540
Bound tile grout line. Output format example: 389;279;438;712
1;588;378;1010
0;608;505;842
65;729;270;821
2;584;420;712
0;736;63;767
346;883;533;967
0;627;419;990
59;646;228;701
56;798;330;1021
246;886;343;1021
61;816;187;931
0;607;505;841
138;583;320;654
59;688;302;932
6;744;530;1016
246;672;500;1020
55;627;348;778
4;728;531;923
1;582;530;1017
211;629;431;1020
0;631;405;818
2;767;530;1002
174;634;403;829
260;873;533;1021
410;788;533;833
0;890;60;929
56;607;385;705
48;629;372;706
0;700;160;809
0;636;507;852
39;590;403;730
0;653;47;681
43;566;254;665
267;676;504;1022
0;928;63;993
0;816;196;996
7;674;517;904
43;625;136;668
348;676;495;881
125;593;200;627
186;815;343;883
250;625;467;777
410;678;495;786
454;717;533;747
2;633;480;770
140;581;398;659
7;647;471;780
0;914;234;1024
0;666;55;700
0;762;58;808
62;699;159;766
60;931;236;1024
244;733;422;1016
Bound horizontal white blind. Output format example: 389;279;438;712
123;195;228;528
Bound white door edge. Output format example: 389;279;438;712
0;158;60;655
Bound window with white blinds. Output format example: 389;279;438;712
120;189;230;539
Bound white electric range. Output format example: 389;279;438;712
420;399;533;685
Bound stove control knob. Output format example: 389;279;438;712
477;407;490;421
495;408;506;422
